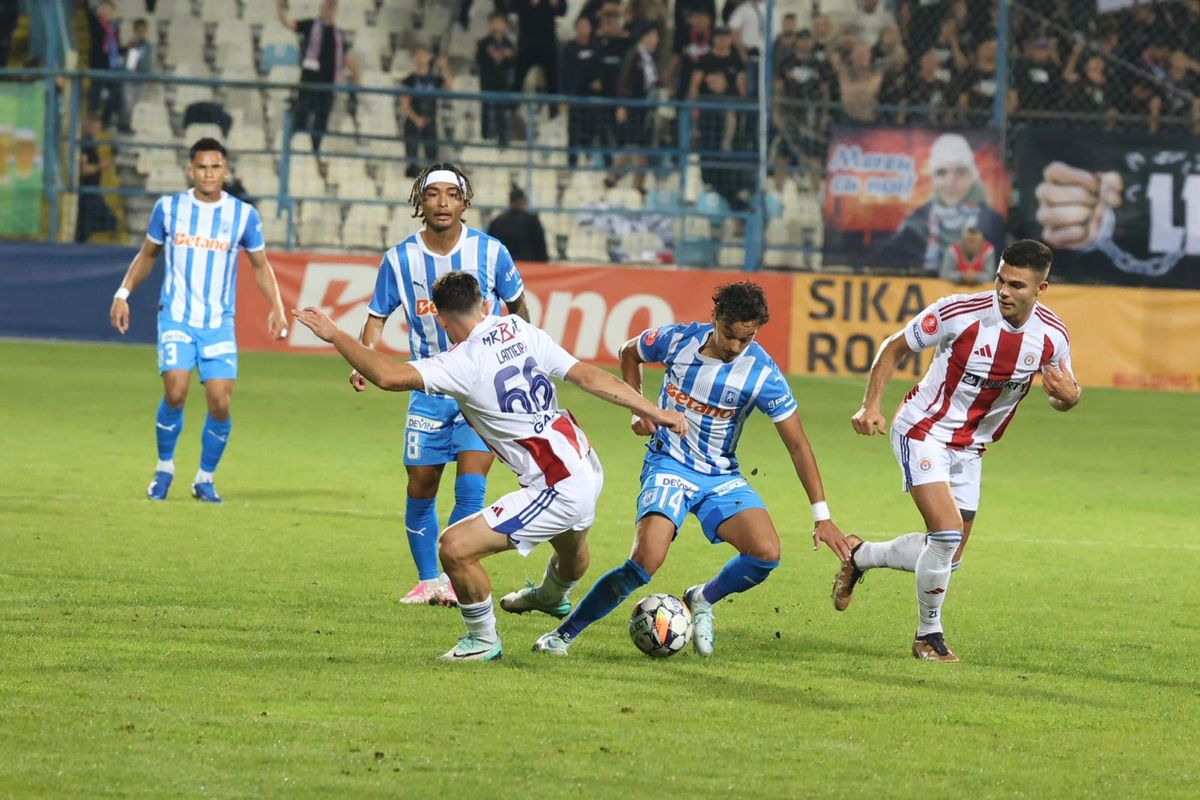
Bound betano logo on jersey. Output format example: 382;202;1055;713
415;298;438;316
173;232;231;251
666;383;737;418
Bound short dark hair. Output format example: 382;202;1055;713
1001;239;1053;273
189;137;227;161
488;11;506;22
432;271;483;316
712;281;770;325
134;17;148;28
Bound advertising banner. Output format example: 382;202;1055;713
1013;127;1200;289
0;83;46;237
235;255;795;367
822;126;1008;272
788;274;1200;392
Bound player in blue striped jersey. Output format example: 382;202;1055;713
530;282;852;656
109;138;287;503
355;162;530;606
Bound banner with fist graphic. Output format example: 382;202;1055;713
1014;128;1200;289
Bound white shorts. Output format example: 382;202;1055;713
482;450;604;556
890;428;982;512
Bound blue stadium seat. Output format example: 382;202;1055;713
260;43;299;73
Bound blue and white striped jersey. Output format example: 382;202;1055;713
637;322;798;475
146;189;265;329
367;225;525;359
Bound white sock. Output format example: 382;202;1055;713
458;596;497;643
156;460;175;474
534;558;577;605
854;532;925;572
915;530;962;636
194;469;214;485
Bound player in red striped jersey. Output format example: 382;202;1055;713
836;240;1081;662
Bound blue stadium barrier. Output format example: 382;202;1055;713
0;242;157;344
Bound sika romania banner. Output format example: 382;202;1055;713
0;83;45;237
234;255;794;366
1013;128;1200;289
787;274;1200;392
822;126;1008;272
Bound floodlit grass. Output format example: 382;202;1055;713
2;340;1198;798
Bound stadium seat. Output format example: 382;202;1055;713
184;123;225;144
342;204;388;250
604;186;644;211
199;0;237;24
261;43;300;73
568;229;610;262
328;158;375;198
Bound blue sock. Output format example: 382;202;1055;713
558;559;650;639
198;414;232;474
155;400;185;462
701;554;779;604
405;496;441;581
449;473;487;526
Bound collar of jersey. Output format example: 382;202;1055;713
187;188;227;207
417;223;468;258
695;323;747;364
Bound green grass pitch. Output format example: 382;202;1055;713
2;340;1198;798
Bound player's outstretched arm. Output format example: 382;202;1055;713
774;413;852;561
1042;360;1082;412
565;362;688;436
618;336;657;436
246;250;288;340
349;314;387;392
505;292;531;322
851;330;909;436
292;307;425;392
109;239;163;334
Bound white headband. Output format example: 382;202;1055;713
422;169;465;192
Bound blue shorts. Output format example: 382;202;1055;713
404;391;489;466
635;452;767;543
157;316;238;382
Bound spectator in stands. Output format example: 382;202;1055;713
607;24;662;193
1063;48;1116;131
401;46;454;178
926;12;968;88
1160;51;1200;132
592;2;633;163
673;0;718;54
1009;36;1061;119
772;13;799;74
879;132;1006;271
86;1;125;131
812;14;834;65
1115;78;1162;134
696;69;748;213
876;44;911;123
728;0;764;61
831;42;884;123
76;116;117;243
275;0;362;153
871;24;907;72
774;30;834;172
476;12;516;147
121;18;153;124
939;226;994;284
956;38;998;125
898;49;953;125
487;186;549;262
562;14;597;168
824;0;897;50
689;26;745;100
511;0;567;101
669;6;713;100
0;0;18;69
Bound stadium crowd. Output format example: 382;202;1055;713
27;0;1199;254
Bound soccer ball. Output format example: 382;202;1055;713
629;594;692;658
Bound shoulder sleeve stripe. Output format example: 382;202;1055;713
1035;309;1070;342
938;297;992;320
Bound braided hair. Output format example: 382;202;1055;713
408;161;473;220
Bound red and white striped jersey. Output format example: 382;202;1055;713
893;291;1071;451
410;315;591;489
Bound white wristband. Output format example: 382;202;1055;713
114;287;130;301
811;501;831;522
